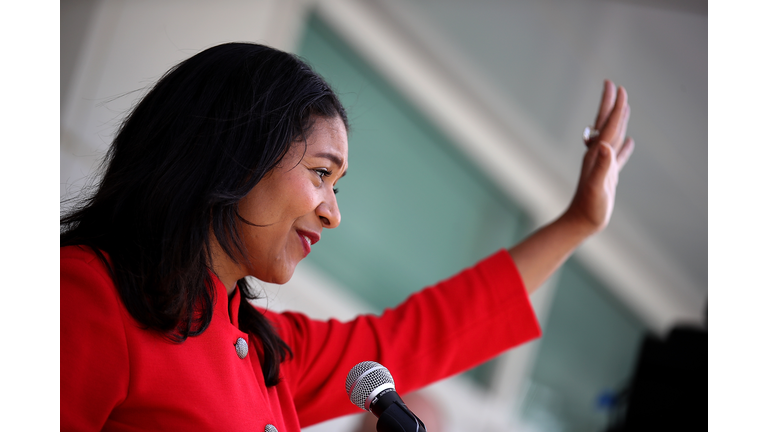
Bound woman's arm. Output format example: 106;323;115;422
509;80;635;294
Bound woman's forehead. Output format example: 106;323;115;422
304;116;348;167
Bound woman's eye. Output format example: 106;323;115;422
314;169;339;194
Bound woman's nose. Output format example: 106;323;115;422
317;192;341;229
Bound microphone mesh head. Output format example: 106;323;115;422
345;361;395;410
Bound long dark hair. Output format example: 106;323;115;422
61;43;348;386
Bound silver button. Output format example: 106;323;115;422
235;337;248;359
265;424;278;432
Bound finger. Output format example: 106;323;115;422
616;137;635;171
590;142;614;184
594;80;616;131
600;86;628;148
581;140;602;177
616;104;631;145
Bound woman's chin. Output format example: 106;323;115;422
270;274;293;285
246;257;300;285
259;266;296;285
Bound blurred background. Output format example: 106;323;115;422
60;0;707;431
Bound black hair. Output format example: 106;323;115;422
61;43;348;386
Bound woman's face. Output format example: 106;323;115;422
231;115;348;285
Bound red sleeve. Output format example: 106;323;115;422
269;249;541;427
61;247;130;432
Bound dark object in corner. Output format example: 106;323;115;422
605;325;707;432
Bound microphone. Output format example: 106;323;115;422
346;361;427;432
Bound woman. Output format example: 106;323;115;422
61;43;633;431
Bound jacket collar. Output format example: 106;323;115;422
209;271;241;326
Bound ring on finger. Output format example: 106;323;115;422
583;126;600;143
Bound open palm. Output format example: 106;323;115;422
567;80;635;233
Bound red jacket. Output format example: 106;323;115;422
61;245;540;431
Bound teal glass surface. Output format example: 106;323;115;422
297;14;530;312
521;259;646;431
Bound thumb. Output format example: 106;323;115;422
581;140;601;178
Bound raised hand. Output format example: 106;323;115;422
566;80;635;234
508;80;635;294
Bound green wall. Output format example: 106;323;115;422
521;259;645;431
297;15;530;311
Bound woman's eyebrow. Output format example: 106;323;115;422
314;152;346;172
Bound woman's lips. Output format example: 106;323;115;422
296;230;320;257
